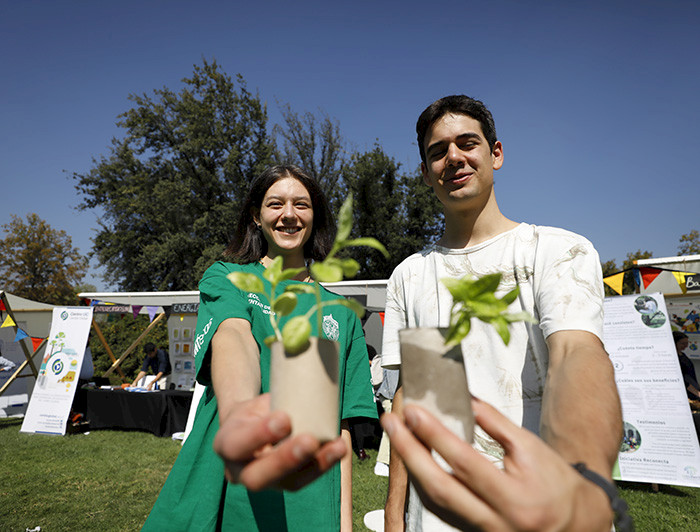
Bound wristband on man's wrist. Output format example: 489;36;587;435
571;462;634;532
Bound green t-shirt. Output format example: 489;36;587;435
143;261;377;532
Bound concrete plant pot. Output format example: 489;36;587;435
270;336;340;442
399;327;474;442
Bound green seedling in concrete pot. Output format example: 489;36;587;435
227;193;388;440
400;273;535;442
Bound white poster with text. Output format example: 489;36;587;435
604;293;700;487
21;307;93;435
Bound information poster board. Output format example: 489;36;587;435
168;303;198;390
21;307;93;435
604;293;700;487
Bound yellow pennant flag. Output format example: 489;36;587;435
672;271;690;293
1;315;16;328
603;272;625;295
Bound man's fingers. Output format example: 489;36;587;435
381;412;499;529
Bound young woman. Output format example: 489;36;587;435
143;166;376;531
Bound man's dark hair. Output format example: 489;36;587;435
416;95;498;164
144;342;156;353
224;165;336;263
673;331;688;345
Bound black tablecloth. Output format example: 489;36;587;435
84;389;193;437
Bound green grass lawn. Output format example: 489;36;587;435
1;417;698;531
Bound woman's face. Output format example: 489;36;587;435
255;176;314;261
676;337;689;354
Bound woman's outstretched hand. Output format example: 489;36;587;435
214;393;347;491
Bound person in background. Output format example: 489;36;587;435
674;331;700;400
130;342;171;390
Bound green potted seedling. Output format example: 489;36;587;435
400;273;535;441
227;193;388;441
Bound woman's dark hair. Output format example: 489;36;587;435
416;95;498;164
673;331;688;345
224;165;336;263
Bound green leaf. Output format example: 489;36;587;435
264;335;277;348
503;311;537;324
445;314;471;346
470;273;502;297
333;298;366;319
340;258;361;278
262;256;283;283
284;284;316;294
227;272;264;293
501;286;520;305
272;292;298;316
491;317;511;345
344;237;389;258
310;261;344;282
277;267;307;282
281;316;312;355
336;194;354;242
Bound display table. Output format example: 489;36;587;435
84;388;193;437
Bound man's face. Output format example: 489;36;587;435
147;349;157;358
421;113;503;210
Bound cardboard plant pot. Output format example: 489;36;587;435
399;327;474;442
270;336;340;442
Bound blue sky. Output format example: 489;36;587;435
1;1;698;290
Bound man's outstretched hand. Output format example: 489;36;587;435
381;398;613;531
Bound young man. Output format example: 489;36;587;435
130;342;171;390
381;95;624;531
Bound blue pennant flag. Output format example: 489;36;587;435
14;328;29;342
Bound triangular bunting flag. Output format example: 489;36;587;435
163;306;172;320
603;272;625;295
90;299;100;306
379;312;385;326
180;314;185;322
640;267;662;289
672;272;690;293
0;301;5;311
1;315;16;328
147;306;158;322
14;328;29;342
632;269;641;287
132;305;143;319
31;337;44;352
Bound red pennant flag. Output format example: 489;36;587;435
31;337;44;352
0;301;5;311
640;267;662;289
379;312;385;326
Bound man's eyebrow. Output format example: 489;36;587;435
426;132;482;154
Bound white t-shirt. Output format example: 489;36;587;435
381;223;604;531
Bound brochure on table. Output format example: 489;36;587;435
21;307;93;435
604;293;700;487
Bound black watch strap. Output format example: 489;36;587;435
571;462;635;532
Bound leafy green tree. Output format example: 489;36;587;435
678;230;700;255
73;60;274;291
273;104;348;210
343;145;444;279
0;214;88;305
